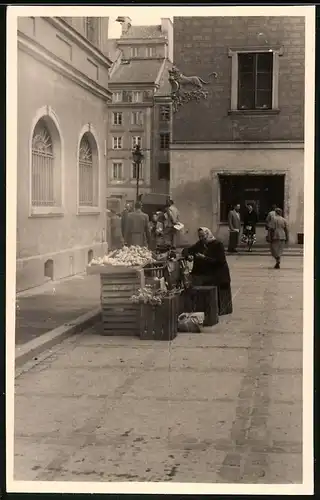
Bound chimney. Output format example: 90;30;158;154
116;16;132;36
161;18;173;63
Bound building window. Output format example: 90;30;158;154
112;112;123;125
238;53;273;110
131;111;143;126
131;47;139;58
158;162;170;181
112;136;123;150
132;136;142;148
160;133;170;150
85;17;99;46
132;162;143;180
146;46;155;57
219;174;285;223
31;120;55;206
78;132;98;207
159;105;170;121
112;161;123;180
229;48;282;112
112;91;122;103
129;91;143;103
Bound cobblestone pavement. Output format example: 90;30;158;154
14;256;303;484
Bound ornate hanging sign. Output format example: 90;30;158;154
168;66;218;113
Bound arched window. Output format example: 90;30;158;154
78;132;98;207
32;120;55;206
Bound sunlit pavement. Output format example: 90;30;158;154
14;256;303;484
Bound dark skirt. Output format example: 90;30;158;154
190;274;233;316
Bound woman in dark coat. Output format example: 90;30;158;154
242;204;258;252
182;227;232;315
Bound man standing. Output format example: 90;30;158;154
121;203;132;239
124;201;151;248
268;207;289;269
266;204;277;229
165;199;180;249
228;203;241;253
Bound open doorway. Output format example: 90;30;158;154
219;174;285;222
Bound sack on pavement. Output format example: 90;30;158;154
178;312;204;333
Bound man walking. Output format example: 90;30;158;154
228;203;241;253
268;207;289;269
124;201;151;248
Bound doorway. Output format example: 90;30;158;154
219;174;285;222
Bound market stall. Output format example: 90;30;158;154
87;246;185;339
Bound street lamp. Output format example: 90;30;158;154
132;144;144;201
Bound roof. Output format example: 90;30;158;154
154;60;173;97
110;59;164;84
121;25;165;39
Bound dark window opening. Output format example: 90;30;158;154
238;52;273;110
44;259;54;280
158;162;170;181
88;250;93;263
160;133;170;150
219;174;285;223
160;105;171;122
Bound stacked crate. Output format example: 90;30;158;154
140;292;180;341
88;264;144;336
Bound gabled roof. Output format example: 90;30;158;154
121;25;165;39
110;59;165;84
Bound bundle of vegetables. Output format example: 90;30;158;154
131;284;181;307
89;245;156;268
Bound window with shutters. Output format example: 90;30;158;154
112;112;123;126
78;132;98;207
111;162;123;180
112;91;122;103
112;136;123;150
159;105;171;121
229;48;282;113
131;111;143;126
129;91;143;103
132;162;143;180
146;46;155;57
160;133;170;150
132;136;142;148
131;47;139;58
238;52;273;110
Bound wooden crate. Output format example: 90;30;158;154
140;294;179;341
185;286;219;327
99;267;144;336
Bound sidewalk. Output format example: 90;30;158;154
14;256;303;485
15;273;101;345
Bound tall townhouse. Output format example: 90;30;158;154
106;17;173;213
17;16;112;291
171;16;305;245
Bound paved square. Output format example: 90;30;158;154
14;256;304;484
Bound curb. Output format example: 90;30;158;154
15;307;101;368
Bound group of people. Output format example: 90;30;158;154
227;202;289;268
109;199;181;251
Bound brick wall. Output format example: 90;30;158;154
173;16;305;143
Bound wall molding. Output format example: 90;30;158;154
18;32;112;102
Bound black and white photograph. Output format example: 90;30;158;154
6;4;314;495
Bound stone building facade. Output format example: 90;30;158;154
106;17;173;213
170;16;305;245
17;16;112;291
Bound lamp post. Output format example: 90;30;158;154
132;144;144;201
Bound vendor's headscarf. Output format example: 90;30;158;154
198;227;215;242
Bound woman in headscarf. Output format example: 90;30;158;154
182;227;232;315
268;208;289;269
